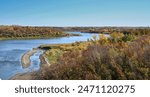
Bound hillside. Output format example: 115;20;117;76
35;29;150;80
0;26;69;40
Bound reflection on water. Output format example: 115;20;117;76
0;32;109;79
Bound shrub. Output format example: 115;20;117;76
122;34;135;42
110;32;124;42
35;35;150;80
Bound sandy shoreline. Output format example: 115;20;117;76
10;48;42;80
21;49;40;68
11;49;49;80
10;72;34;80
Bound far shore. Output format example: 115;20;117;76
0;33;81;41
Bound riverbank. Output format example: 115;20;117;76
10;72;34;80
10;48;43;79
11;48;49;80
21;49;41;68
11;42;87;80
0;26;67;40
0;33;81;40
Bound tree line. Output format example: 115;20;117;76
0;25;67;39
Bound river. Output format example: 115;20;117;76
0;32;109;80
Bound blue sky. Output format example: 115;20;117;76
0;0;150;26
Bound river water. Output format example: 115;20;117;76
0;32;109;80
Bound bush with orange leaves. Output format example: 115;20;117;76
35;33;150;80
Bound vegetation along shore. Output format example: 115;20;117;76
0;25;80;40
3;27;150;80
34;28;150;80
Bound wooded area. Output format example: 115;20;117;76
0;26;67;39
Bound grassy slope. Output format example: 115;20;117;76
39;42;90;64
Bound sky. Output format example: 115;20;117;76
0;0;150;26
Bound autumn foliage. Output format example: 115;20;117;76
35;30;150;80
0;26;67;39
